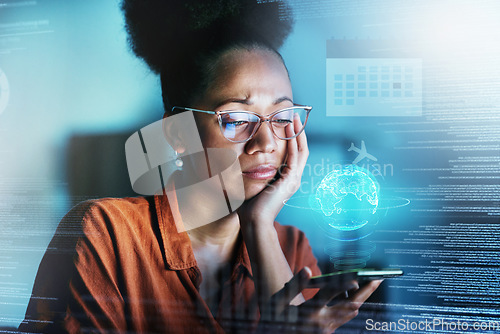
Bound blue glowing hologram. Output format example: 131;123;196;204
284;164;409;269
284;164;410;234
324;240;376;270
311;164;379;231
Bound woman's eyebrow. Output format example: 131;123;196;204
214;98;251;109
274;96;293;104
214;96;293;109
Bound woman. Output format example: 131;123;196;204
19;0;381;332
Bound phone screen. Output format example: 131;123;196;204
308;268;403;288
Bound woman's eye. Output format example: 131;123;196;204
225;120;248;127
272;119;292;127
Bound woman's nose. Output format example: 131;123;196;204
244;121;278;154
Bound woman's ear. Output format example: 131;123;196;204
162;110;204;157
162;112;186;154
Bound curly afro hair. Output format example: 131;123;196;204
121;0;294;110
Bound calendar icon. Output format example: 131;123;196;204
326;39;422;117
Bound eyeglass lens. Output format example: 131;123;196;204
220;107;309;142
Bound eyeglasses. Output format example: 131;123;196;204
171;105;312;143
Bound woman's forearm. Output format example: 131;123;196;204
240;220;305;307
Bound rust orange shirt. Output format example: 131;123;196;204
19;196;321;333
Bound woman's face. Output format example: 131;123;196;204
192;48;293;199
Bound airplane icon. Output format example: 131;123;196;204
348;140;378;165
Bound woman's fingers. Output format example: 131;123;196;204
261;267;312;322
301;274;358;311
285;115;308;171
294;114;309;165
284;121;298;171
319;280;383;332
294;279;382;333
259;278;383;333
275;116;307;195
350;279;383;304
319;301;362;333
294;300;361;334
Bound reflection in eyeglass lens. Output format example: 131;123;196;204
221;112;258;141
220;108;309;142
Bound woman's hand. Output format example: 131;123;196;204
238;115;309;227
236;116;311;305
257;267;383;334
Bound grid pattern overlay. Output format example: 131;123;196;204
327;58;422;116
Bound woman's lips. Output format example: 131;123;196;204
242;165;278;180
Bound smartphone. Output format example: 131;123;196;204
307;268;403;288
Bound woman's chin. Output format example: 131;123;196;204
243;178;272;200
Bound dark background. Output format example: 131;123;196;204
1;0;499;331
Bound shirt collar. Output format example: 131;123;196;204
154;194;197;270
154;194;253;276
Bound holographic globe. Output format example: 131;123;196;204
311;165;380;231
